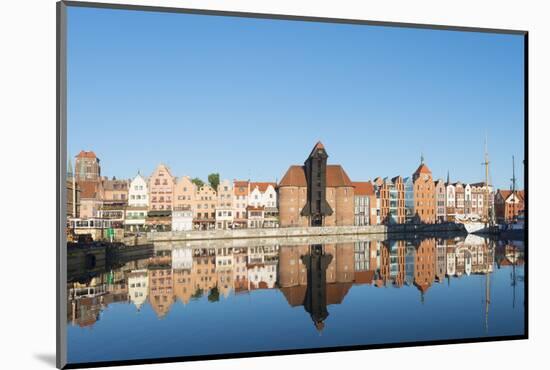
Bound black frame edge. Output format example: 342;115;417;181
61;0;528;35
57;1;68;369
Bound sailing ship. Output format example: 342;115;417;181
455;138;495;234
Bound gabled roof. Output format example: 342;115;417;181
413;163;432;175
233;180;249;196
353;181;375;196
497;189;525;202
278;165;353;187
75;150;97;159
151;163;173;178
250;182;276;193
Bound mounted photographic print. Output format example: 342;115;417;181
57;1;528;368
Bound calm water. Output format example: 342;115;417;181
67;234;525;364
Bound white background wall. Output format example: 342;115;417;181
1;0;547;369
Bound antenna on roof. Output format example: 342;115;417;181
420;152;424;165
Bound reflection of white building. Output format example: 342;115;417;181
128;269;149;311
216;248;235;297
247;264;277;289
436;242;446;282
446;247;456;277
172;208;193;231
172;247;193;270
246;245;278;289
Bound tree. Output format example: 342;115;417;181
208;173;220;191
191;287;204;300
191;177;204;188
208;286;220;302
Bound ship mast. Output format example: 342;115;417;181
481;136;491;225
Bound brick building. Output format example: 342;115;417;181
495;189;525;223
353;181;376;226
75;150;101;182
378;176;405;224
412;157;436;223
278;142;354;227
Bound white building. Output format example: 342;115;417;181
172;208;193;231
128;172;149;207
216;180;235;229
124;206;148;232
216;208;234;229
446;183;456;219
248;182;278;227
247;206;265;228
464;184;472;215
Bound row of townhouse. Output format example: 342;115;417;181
69;151;279;233
68;145;524;238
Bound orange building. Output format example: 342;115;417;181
414;238;436;299
412;158;436;223
148;164;174;211
233;180;250;227
378;176;405;224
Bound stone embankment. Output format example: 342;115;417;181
122;223;465;245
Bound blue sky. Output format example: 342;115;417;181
67;6;525;189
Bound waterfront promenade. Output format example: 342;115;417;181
124;223;465;245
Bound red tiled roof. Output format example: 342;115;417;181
250;182;276;193
76;150;97;159
278;166;306;187
233;180;249;195
353;181;375;196
279;165;353;187
497;189;525;202
413;163;432;175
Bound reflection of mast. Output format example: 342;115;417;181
484;238;492;333
510;243;518;309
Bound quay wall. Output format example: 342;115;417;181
128;223;465;244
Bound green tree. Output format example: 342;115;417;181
208;173;220;190
208;286;220;302
191;287;204;300
191;177;204;188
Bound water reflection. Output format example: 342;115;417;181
67;234;524;331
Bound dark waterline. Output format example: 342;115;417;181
67;234;524;364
